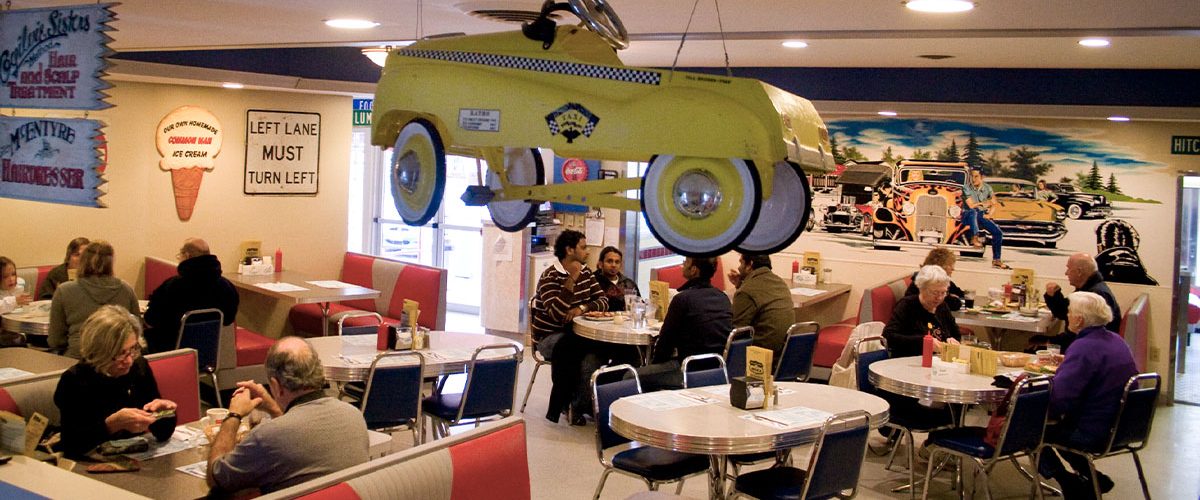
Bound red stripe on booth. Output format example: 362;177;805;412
341;253;379;311
448;422;530;500
147;351;201;424
0;388;20;416
296;482;361;500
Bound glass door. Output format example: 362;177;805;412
1174;173;1200;405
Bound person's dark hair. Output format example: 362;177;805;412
80;240;114;278
63;237;90;265
739;252;772;270
0;256;14;274
597;246;622;264
689;257;717;281
554;230;585;260
264;338;326;392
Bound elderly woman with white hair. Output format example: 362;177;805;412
883;265;962;358
1038;291;1138;497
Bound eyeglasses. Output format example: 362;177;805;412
114;344;142;361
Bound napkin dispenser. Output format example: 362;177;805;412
730;377;766;410
238;257;274;275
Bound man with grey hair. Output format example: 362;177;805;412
207;337;368;493
144;237;239;353
883;265;961;358
1038;253;1121;353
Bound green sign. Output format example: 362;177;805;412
1172;136;1200;155
353;99;373;127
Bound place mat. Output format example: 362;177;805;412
176;460;207;479
340;335;377;347
624;391;711;411
125;426;202;461
790;287;826;297
741;406;832;429
0;367;34;382
306;280;358;289
253;282;308;293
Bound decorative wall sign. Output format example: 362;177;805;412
0;3;117;110
0;116;105;207
551;156;598;213
156;106;223;221
243;109;321;195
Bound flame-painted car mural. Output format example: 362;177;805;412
871;160;972;248
984;177;1068;247
1046;182;1112;219
370;0;834;256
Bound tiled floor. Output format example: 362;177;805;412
1176;332;1200;405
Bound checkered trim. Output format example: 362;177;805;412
399;49;661;86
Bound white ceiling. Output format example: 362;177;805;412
12;0;1200;69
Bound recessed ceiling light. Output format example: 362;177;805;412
781;40;809;49
878;111;898;117
1079;38;1110;48
1107;116;1130;122
221;82;244;89
904;0;975;13
324;19;380;29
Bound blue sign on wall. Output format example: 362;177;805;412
0;116;105;207
0;3;117;110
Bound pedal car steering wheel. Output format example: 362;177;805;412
568;0;629;49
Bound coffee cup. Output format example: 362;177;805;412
207;408;229;425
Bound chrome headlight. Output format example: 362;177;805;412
902;202;915;216
948;205;962;219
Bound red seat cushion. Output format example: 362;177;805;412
867;284;898;324
386;265;443;331
297;482;360;500
340;253;379;311
0;388;19;416
814;322;855;368
144;257;180;300
449;422;530;500
148;351;201;425
235;327;274;366
655;259;726;290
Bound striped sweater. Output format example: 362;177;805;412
530;262;608;342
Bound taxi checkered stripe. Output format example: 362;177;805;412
399;49;662;86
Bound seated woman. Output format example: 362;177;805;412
903;247;966;311
593;246;640;312
885;265;961;357
37;236;90;300
49;240;141;359
53;305;177;457
0;256;32;314
1038;292;1138;497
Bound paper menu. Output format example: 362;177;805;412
623;391;711;411
253;282;308;293
742;406;832;429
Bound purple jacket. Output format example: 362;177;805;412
1048;325;1138;442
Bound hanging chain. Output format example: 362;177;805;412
669;0;703;82
714;0;732;77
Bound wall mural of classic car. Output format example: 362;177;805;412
984;177;1068;247
870;160;973;248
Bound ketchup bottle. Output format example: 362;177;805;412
921;322;935;368
274;248;283;273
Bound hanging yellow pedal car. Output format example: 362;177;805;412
371;0;834;256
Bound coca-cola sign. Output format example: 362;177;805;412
561;157;589;182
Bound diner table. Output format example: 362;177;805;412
223;271;380;337
609;382;889;499
952;308;1059;352
0;454;150;499
1;300;148;347
308;331;522;382
572;315;656;364
0;348;76;380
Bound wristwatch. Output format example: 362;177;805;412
580;304;589;313
225;411;244;422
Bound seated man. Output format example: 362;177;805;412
529;230;608;425
635;257;731;391
1036;253;1120;353
1038;292;1138;498
593;246;640;312
727;252;793;363
144;238;239;353
207;337;369;494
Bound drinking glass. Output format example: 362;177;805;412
632;301;647;329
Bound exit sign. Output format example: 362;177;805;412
1172;136;1200;155
353;99;373;127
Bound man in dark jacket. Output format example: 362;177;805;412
144;238;239;353
727;252;794;362
636;257;731;391
1037;253;1120;354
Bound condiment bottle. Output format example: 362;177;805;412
274;248;283;273
791;260;800;284
922;323;934;368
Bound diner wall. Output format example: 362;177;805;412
0;81;353;295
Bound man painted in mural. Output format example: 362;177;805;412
963;169;1010;269
1094;219;1157;286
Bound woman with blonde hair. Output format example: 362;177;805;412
903;247;966;310
53;305;176;456
49;240;141;358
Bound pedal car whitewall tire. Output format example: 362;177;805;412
487;148;546;231
390;119;446;226
641;155;761;257
737;161;811;254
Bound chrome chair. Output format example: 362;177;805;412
337;311;385;402
520;297;552;413
360;351;425;444
681;353;728;388
423;343;522;439
590;364;709;500
853;336;952;498
920;375;1053;500
724;326;755;379
176;308;224;408
1037;372;1160;500
732;410;873;500
774;322;819;382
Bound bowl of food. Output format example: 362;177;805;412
999;352;1031;367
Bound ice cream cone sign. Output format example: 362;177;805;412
156;106;223;221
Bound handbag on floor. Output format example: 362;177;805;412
984;373;1028;447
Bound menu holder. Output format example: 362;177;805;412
648;280;670;321
746;346;775;406
940;343;959;362
803;251;823;283
970;348;1000;376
